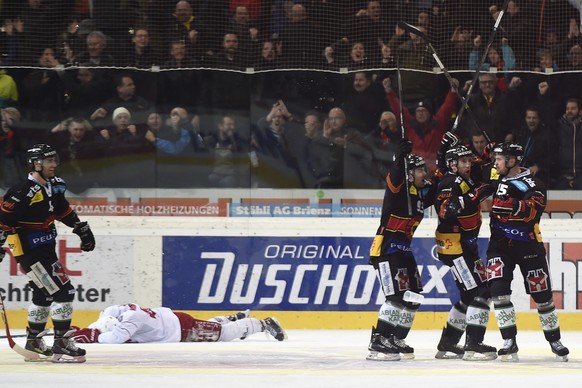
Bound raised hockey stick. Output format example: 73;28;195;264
396;56;412;216
397;21;491;143
451;0;510;135
0;290;41;360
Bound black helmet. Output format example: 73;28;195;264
493;142;523;163
406;154;426;173
27;144;58;169
445;145;474;165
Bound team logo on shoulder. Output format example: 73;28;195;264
487;257;504;280
526;269;548;293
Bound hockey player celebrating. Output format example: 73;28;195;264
488;143;569;362
71;304;287;344
433;141;497;361
0;144;95;363
366;138;437;361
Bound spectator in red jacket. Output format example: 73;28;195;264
382;77;458;173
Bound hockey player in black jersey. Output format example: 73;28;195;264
366;138;437;361
0;144;95;363
433;141;497;361
488;142;569;362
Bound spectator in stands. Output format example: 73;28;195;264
507;105;552;186
213;32;246;70
442;25;473;70
74;30;116;66
278;3;318;68
388;23;434;104
0;107;23;189
364;111;400;187
0;69;18;108
49;116;101;192
382;76;457;173
56;18;94;65
253;39;281;70
20;0;63;64
306;107;373;188
499;0;534;68
349;1;391;64
341;71;390;135
253;100;302;187
460;72;519;144
62;65;111;118
145;107;195;156
159;41;200;112
90;73;150;125
1;17;24;66
323;41;369;70
226;6;261;67
20;47;65;121
567;44;582;70
547;96;582;190
470;130;488;157
124;28;156;68
167;0;208;58
204;113;250;187
208;33;251;111
469;38;516;91
96;107;154;187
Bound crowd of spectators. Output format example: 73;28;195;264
1;1;582;191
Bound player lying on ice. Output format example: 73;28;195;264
70;304;287;344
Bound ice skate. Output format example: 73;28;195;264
498;338;519;362
435;329;464;359
227;309;250;321
387;335;415;360
24;328;53;362
366;328;400;361
462;337;497;361
262;317;287;341
51;329;86;363
550;340;569;362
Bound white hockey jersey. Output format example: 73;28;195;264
96;304;182;344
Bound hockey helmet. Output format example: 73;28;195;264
88;315;118;333
445;145;474;165
27;143;59;169
406;154;426;173
493;142;523;163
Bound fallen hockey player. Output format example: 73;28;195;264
69;304;287;344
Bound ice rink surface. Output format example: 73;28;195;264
1;329;581;388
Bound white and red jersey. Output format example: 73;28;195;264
97;304;182;344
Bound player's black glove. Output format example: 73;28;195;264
444;196;464;218
437;132;459;171
441;132;459;150
73;222;95;252
397;138;413;159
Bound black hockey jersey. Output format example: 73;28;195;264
370;161;437;257
0;174;79;256
490;168;545;242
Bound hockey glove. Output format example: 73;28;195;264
491;197;525;217
71;328;100;343
440;132;459;151
397;138;413;159
444;196;464;219
73;222;95;252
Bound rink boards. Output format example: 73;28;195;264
0;217;581;329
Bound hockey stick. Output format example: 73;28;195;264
397;21;491;143
0;332;54;339
451;0;510;135
396;56;412;216
0;290;41;360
